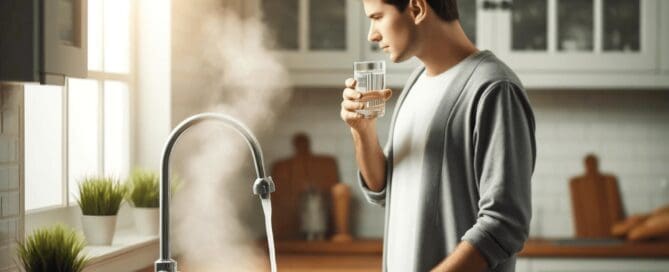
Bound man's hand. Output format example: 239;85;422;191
431;241;488;272
340;78;392;132
340;78;392;192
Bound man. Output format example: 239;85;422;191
339;0;536;271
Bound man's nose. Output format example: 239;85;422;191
368;27;381;43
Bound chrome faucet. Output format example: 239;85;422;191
154;113;276;272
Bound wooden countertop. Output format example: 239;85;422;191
272;238;669;258
519;238;669;258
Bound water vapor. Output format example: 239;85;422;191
170;0;291;270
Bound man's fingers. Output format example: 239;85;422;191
341;109;363;121
359;89;392;102
345;78;357;89
381;88;392;101
343;88;362;100
341;100;365;111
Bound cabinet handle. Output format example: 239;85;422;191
482;0;513;10
482;0;498;10
500;0;513;10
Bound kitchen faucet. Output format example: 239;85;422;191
154;113;276;272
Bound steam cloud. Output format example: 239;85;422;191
170;0;291;270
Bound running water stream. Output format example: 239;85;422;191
261;198;277;272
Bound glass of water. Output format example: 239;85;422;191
354;61;386;118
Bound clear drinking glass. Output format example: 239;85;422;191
353;61;386;118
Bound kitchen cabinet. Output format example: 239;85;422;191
516;239;669;272
264;0;669;88
495;0;657;72
517;258;669;272
258;0;361;70
0;0;88;85
493;0;668;88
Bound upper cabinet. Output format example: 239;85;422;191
262;0;667;89
259;0;360;70
495;0;657;72
0;0;88;85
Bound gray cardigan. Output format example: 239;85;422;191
358;50;536;272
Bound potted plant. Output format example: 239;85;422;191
77;176;126;245
126;169;160;236
16;224;90;272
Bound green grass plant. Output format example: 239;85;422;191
77;176;126;216
126;169;160;208
16;224;90;272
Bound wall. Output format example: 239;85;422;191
135;0;172;170
262;88;669;238
0;84;23;271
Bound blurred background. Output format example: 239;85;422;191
1;0;669;271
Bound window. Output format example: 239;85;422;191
25;0;134;211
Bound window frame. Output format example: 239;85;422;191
26;0;137;212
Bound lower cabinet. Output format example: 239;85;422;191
517;258;669;272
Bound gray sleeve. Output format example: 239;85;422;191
460;80;536;269
357;140;391;207
357;170;386;207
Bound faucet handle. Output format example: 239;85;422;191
155;259;177;272
253;177;276;199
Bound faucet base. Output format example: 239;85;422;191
155;259;177;272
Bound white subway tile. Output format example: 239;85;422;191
0;219;17;245
621;193;653;214
0;220;7;243
0;166;19;191
0;168;7;191
0;192;19;217
0;244;16;269
539;213;573;238
0;108;18;136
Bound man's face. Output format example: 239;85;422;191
362;0;418;63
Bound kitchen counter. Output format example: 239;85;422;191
519;238;669;258
273;238;669;258
177;238;669;272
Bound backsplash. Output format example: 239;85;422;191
0;84;23;271
262;88;669;239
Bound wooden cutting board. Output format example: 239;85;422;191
270;133;340;240
569;154;624;238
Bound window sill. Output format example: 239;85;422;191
83;228;158;272
25;206;158;272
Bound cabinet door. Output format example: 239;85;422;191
43;0;88;84
494;0;658;72
261;0;360;70
530;258;669;272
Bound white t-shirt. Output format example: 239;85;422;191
387;62;463;271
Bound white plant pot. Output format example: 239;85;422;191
82;215;117;245
133;207;159;236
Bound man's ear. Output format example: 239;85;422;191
408;0;428;24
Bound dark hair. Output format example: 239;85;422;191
383;0;459;22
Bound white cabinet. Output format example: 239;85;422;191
259;0;360;70
495;0;658;72
266;0;669;88
520;258;669;272
492;0;667;88
0;0;88;85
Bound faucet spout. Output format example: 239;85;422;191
155;113;275;272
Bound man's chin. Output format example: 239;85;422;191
389;53;410;63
